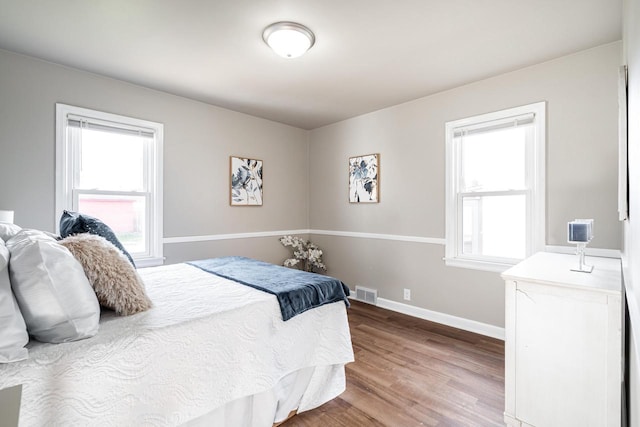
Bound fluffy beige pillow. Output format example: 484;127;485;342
60;234;152;316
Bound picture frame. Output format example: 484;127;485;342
230;156;263;206
349;153;379;203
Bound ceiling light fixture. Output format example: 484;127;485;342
262;21;315;59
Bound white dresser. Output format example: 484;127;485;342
501;252;622;427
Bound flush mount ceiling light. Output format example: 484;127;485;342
262;21;315;59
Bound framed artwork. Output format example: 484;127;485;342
230;156;263;206
349;153;379;203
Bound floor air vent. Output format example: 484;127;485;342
355;286;378;305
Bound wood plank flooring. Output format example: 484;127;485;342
289;300;505;427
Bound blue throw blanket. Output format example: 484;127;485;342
188;257;350;321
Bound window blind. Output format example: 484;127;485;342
453;113;535;138
66;114;155;138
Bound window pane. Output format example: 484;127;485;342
460;126;527;192
462;194;526;259
78;128;146;191
78;194;147;254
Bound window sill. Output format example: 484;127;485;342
443;257;517;273
135;257;165;269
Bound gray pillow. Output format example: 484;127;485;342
59;211;136;267
0;239;28;363
6;230;100;343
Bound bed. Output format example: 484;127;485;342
0;260;354;426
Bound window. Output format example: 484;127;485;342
56;104;163;267
445;102;545;272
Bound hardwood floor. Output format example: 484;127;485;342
289;301;505;427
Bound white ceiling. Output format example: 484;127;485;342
0;1;622;130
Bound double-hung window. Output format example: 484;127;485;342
55;104;164;267
445;102;545;272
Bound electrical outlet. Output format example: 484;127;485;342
403;288;411;301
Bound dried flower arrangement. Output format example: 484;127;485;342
279;235;327;273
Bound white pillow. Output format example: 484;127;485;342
6;230;100;343
0;239;28;363
0;223;21;242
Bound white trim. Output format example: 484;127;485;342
618;65;628;221
55;104;69;229
163;229;310;244
134;257;165;268
545;245;620;259
163;229;447;245
310;229;446;245
625;277;640;392
445;246;621;272
374;297;505;340
444;257;514;273
531;102;547;254
151;125;164;263
621;258;640;398
162;230;620;263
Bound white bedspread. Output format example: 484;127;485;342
0;263;354;426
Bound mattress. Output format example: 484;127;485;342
0;263;354;426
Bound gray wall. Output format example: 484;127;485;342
308;42;621;328
0;42;622;330
0;49;309;265
623;0;640;423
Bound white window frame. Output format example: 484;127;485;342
55;103;164;267
444;102;546;272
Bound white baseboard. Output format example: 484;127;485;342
353;295;505;340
